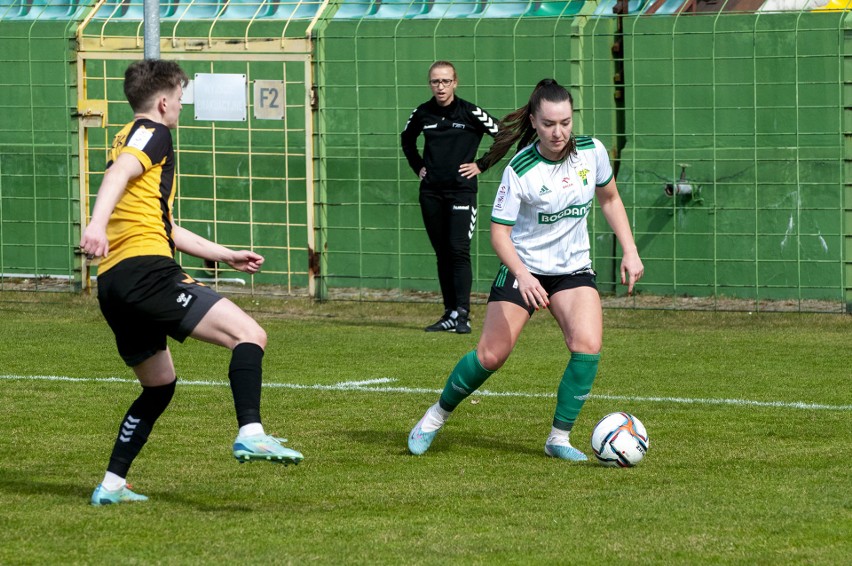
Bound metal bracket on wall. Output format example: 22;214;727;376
73;99;108;128
664;163;703;205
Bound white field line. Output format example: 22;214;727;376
2;374;851;412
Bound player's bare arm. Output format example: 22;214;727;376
595;179;644;294
171;224;265;274
79;152;144;258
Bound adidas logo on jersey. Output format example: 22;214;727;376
539;185;552;195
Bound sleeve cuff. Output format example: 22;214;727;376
596;172;614;187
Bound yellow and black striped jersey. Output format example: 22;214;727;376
97;119;176;275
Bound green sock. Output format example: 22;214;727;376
439;350;495;411
553;352;600;431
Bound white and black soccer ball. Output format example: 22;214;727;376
590;412;649;467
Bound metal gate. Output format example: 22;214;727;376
75;23;316;296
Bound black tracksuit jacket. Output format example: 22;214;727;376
400;96;501;193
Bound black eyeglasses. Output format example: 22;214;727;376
429;78;454;86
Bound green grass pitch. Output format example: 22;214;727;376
0;292;850;564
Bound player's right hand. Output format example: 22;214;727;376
79;224;109;259
516;271;549;311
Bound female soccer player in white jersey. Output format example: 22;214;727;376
407;79;644;461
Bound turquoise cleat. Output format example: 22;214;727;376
408;421;440;455
91;483;148;506
544;442;589;462
233;434;303;465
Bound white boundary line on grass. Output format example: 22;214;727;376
2;374;851;412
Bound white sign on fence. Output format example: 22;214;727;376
194;73;247;122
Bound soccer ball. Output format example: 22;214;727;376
590;412;649;467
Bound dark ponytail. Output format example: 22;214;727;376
479;78;575;169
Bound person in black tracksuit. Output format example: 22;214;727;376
401;60;508;334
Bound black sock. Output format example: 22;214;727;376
229;342;264;428
106;379;176;478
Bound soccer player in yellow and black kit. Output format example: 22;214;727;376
80;59;303;506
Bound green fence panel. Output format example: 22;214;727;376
316;6;584;301
617;11;846;310
0;2;848;311
0;14;80;291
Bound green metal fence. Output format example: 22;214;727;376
0;1;849;311
316;4;583;301
316;3;850;311
613;10;849;309
0;13;79;291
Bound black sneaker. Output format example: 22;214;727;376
454;308;471;334
425;310;457;332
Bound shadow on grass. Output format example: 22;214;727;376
343;429;540;458
0;469;86;500
153;491;255;513
0;468;260;512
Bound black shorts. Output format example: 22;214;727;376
488;264;598;316
97;255;223;367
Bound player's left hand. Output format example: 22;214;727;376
227;250;265;274
458;162;482;179
620;250;644;295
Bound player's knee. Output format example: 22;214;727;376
566;335;601;354
239;323;266;349
476;347;508;372
449;245;471;262
224;307;267;348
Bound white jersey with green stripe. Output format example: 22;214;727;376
490;136;613;275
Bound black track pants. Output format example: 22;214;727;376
419;191;477;312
